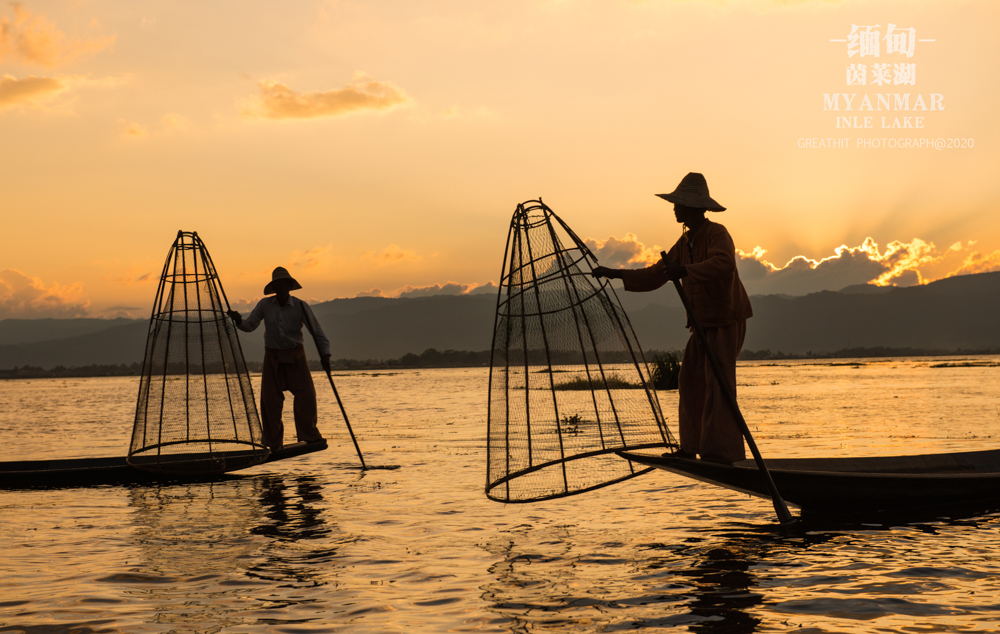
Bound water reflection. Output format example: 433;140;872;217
680;546;762;633
247;476;337;588
482;523;783;633
125;475;339;630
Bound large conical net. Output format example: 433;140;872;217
486;200;676;502
128;231;268;474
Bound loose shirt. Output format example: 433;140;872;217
237;295;331;357
619;219;752;328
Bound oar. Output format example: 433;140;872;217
324;369;367;470
301;315;367;470
663;252;794;525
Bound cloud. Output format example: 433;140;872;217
111;270;155;286
583;233;662;269
737;238;1000;296
944;249;1000;279
241;72;411;120
96;305;146;319
396;282;476;298
468;281;498;295
738;242;888;296
228;297;262;314
119;112;191;140
0;4;114;67
0;73;66;108
364;244;421;266
120;119;147;138
288;244;335;271
357;281;497;299
1;72;128;112
0;269;89;318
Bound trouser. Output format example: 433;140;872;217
678;320;747;463
260;345;323;449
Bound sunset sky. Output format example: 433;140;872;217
2;0;998;318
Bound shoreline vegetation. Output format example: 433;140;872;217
2;346;1000;380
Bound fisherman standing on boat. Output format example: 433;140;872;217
592;173;752;464
227;267;331;451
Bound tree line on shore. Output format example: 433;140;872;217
3;346;999;380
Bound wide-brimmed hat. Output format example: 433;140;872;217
656;172;726;212
264;267;302;295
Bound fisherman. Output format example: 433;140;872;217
227;267;331;451
592;173;752;464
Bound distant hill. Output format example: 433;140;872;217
0;319;149;369
744;272;1000;354
0;295;500;368
0;318;143;346
2;271;999;369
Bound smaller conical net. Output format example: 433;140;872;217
486;200;677;503
128;231;268;474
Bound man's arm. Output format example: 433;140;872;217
300;302;332;371
229;300;265;332
592;240;681;290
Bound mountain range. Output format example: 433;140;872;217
2;271;999;369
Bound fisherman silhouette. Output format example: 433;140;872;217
592;173;752;464
227;267;331;450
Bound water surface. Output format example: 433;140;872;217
3;359;1000;632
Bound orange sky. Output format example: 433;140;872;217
2;0;998;318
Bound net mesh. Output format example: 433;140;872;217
486;200;677;503
128;231;268;474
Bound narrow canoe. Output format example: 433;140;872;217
617;449;1000;517
0;440;328;489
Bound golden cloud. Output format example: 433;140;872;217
395;282;475;298
0;4;114;67
583;233;662;269
120;120;147;139
945;249;1000;279
737;238;1000;296
0;268;89;318
365;244;421;266
1;72;128;113
0;73;65;108
119;112;191;140
356;281;496;299
106;269;156;287
288;244;335;271
228;297;262;314
242;72;411;120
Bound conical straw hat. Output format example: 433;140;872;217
264;267;302;294
656;172;726;211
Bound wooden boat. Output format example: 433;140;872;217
0;440;328;489
617;449;1000;517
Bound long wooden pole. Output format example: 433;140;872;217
324;369;367;470
665;254;793;525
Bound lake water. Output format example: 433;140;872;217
3;358;1000;633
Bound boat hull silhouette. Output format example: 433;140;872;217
618;449;1000;517
0;440;326;489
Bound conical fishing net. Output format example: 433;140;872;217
128;231;268;474
486;200;676;502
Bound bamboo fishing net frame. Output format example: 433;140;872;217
128;231;268;474
486;200;677;503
